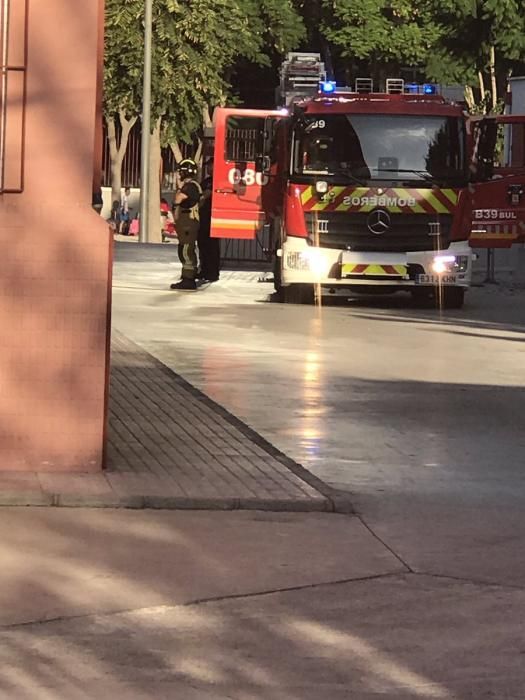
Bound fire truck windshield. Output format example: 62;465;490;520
292;114;466;185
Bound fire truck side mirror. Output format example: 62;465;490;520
255;155;271;174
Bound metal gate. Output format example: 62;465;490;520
219;224;272;266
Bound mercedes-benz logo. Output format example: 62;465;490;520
367;209;391;235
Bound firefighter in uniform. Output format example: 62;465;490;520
170;159;202;291
197;176;221;282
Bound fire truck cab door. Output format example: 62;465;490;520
470;115;525;248
211;108;284;240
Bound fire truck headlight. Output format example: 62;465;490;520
315;180;328;195
454;256;470;273
432;254;469;274
432;256;455;274
303;248;330;278
286;249;330;278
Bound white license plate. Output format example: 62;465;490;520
416;274;457;285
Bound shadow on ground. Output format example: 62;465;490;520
1;509;525;698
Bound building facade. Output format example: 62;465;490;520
0;0;111;471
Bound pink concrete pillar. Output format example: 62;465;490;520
0;0;111;471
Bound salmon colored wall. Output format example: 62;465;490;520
0;0;111;471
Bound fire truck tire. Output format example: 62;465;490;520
442;287;465;309
411;288;434;308
283;284;315;305
412;287;465;309
273;253;282;292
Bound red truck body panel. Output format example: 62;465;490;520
211;108;284;241
469;115;525;248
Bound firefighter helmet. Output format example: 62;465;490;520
178;158;198;179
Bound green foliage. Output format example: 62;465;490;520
425;0;525;88
320;0;440;67
292;0;525;110
104;0;304;142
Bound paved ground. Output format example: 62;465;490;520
112;242;525;501
111;243;525;594
110;246;525;585
1;241;524;698
0;328;336;511
1;507;524;699
107;330;335;511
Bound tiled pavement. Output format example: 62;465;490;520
0;331;350;512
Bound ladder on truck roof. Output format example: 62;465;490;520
277;52;326;107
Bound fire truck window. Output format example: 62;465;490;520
297;117;369;176
269;120;283;165
506;123;525;168
225;116;265;162
424;119;463;174
293;114;466;184
303;136;334;170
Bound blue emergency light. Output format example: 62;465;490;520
405;83;419;94
423;83;437;94
320;81;336;94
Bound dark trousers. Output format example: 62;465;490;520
177;212;199;280
198;233;221;280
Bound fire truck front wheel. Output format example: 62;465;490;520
282;284;315;305
273;252;314;304
412;287;465;310
441;287;465;309
273;253;282;293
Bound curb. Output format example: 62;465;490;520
0;492;338;513
0;492;54;507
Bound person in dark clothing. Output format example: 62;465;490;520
119;187;132;234
170;159;201;291
92;188;103;215
109;200;121;234
197;176;220;282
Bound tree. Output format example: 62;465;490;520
104;2;142;207
104;0;304;242
319;0;440;86
425;0;525;113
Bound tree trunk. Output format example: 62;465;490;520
202;105;212;128
478;70;486;111
489;44;497;112
170;138;205;175
109;154;123;208
170;142;184;163
168;106;213;177
194;137;203;170
147;118;163;244
107;117;122;205
106;111;137;205
464;86;475;112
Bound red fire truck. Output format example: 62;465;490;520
210;81;525;307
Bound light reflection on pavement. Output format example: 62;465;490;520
112;252;525;503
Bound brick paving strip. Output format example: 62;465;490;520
0;330;353;513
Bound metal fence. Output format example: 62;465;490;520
101;121;194;189
219;225;272;266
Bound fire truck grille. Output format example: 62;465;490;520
304;212;452;252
